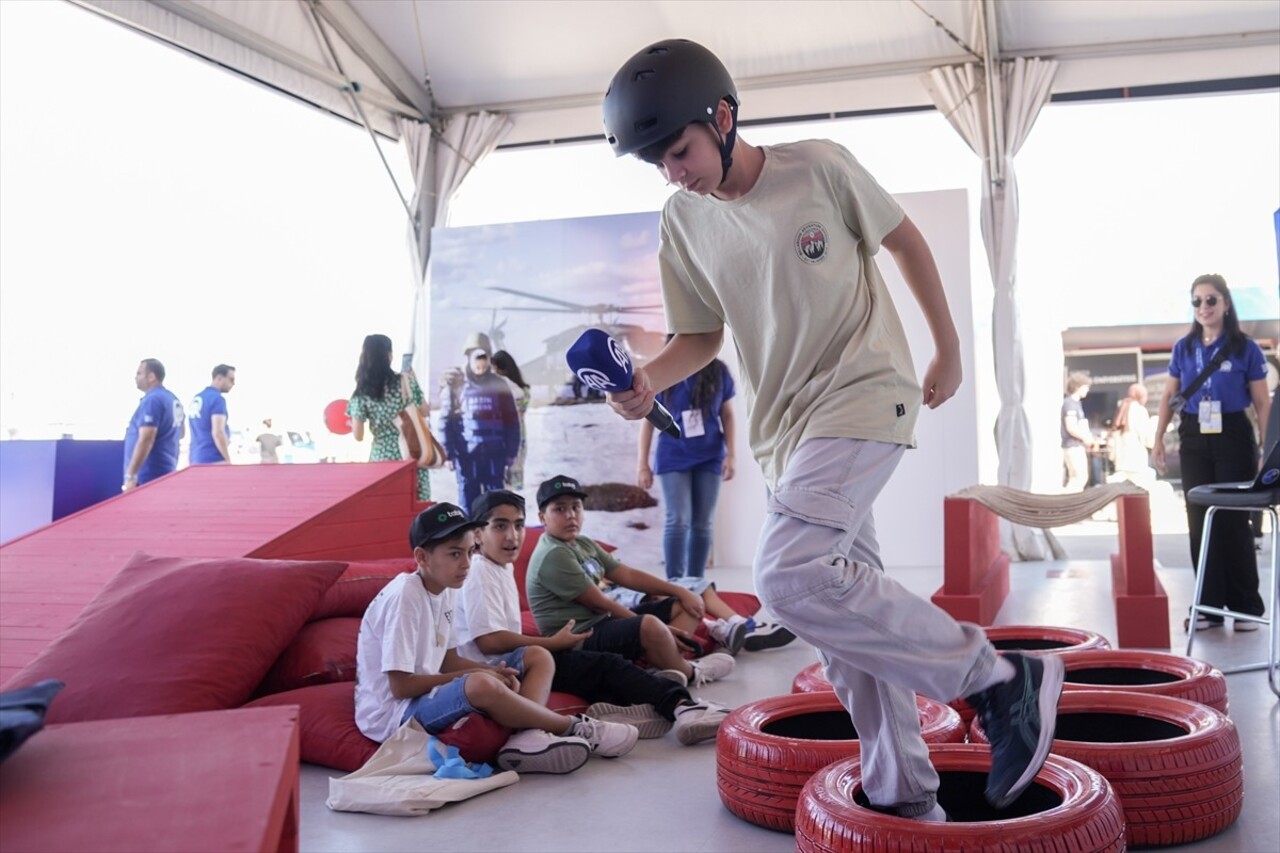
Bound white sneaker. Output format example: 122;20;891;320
672;699;731;745
1234;618;1261;632
495;729;590;774
584;702;672;739
569;714;639;758
708;615;748;655
689;652;735;687
743;620;798;652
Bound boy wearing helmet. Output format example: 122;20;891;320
602;40;1062;818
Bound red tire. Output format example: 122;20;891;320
970;690;1242;847
795;743;1126;853
717;692;964;832
1056;648;1228;714
948;626;1113;725
791;662;831;694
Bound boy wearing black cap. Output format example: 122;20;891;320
457;489;732;744
355;502;639;773
599;40;1063;817
525;475;735;688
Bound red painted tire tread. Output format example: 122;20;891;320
794;744;1126;853
717;692;964;832
971;690;1242;847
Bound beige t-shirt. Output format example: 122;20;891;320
658;139;920;487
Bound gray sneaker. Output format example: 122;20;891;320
584;702;672;739
965;652;1064;808
672;700;731;745
690;652;735;687
495;729;590;774
569;714;640;758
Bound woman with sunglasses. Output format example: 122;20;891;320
1152;274;1270;632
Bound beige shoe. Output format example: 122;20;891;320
584;702;672;739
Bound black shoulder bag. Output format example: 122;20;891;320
1168;344;1230;414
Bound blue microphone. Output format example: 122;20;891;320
565;329;682;438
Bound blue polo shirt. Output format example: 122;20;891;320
124;386;184;483
188;385;229;463
1168;335;1267;414
653;363;736;475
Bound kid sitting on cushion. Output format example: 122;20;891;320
525;475;735;687
456;489;732;744
354;502;639;773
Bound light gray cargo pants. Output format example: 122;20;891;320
754;437;997;814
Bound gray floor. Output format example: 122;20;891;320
300;527;1278;852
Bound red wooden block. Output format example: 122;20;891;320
0;706;301;853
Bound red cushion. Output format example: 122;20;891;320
310;558;416;621
244;682;377;771
257;617;360;696
8;551;346;724
520;610;541;637
244;681;514;770
718;591;761;618
546;691;588;716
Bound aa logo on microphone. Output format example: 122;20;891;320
575;368;616;391
607;337;632;371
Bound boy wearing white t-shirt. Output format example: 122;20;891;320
600;39;1063;816
456;489;731;745
354;502;639;773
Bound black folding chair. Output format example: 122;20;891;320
1185;442;1280;697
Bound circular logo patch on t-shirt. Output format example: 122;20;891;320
795;222;828;264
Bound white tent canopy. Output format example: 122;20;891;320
68;1;1279;554
73;0;1279;145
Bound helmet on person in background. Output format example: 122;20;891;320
602;39;739;181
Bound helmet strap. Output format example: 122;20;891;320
715;100;740;186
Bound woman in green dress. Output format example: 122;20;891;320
346;334;431;501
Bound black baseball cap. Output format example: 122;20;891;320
470;489;526;521
537;475;589;509
409;503;485;549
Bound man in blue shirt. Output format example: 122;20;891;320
123;358;185;490
189;364;236;464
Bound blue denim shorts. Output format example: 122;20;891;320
401;648;526;734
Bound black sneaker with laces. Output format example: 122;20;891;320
964;652;1064;809
743;621;797;652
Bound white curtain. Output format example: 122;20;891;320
398;111;513;383
924;56;1057;560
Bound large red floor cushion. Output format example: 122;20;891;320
257;617;360;696
309;558;416;621
7;552;347;724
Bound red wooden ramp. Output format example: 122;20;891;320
0;462;424;687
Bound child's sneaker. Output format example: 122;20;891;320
569;714;639;758
672;699;731;745
964;652;1064;808
743;620;797;651
584;702;672;739
495;729;590;774
690;652;735;687
708;615;748;655
1233;618;1260;632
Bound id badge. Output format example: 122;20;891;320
1198;400;1223;434
681;409;706;438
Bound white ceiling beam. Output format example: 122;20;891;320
110;0;425;121
1002;29;1280;62
311;0;437;122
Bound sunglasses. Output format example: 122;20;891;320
1191;296;1220;308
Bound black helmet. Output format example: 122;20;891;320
603;39;739;170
